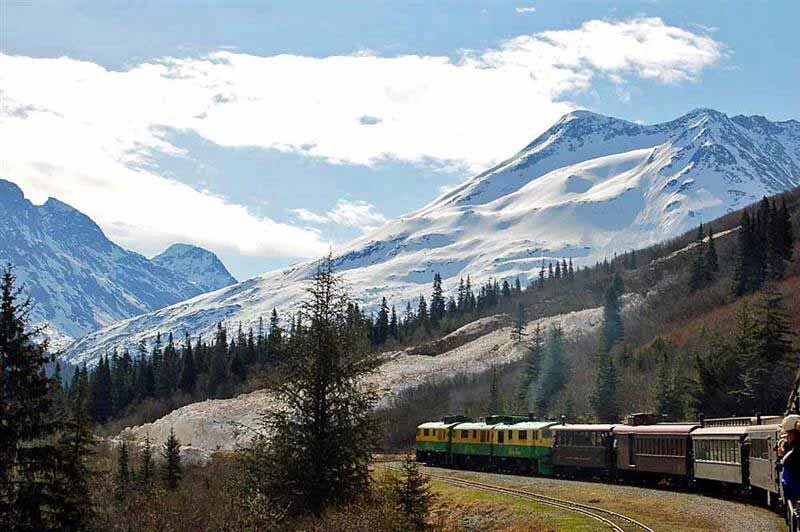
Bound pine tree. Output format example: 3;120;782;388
731;210;758;296
207;323;228;398
115;441;131;502
267;308;283;364
373;297;390;345
179;332;196;395
591;349;619;423
416;295;428;329
706;226;719;275
688;237;710;292
601;279;624;352
241;255;381;517
55;364;94;528
429;273;446;325
517;324;544;409
532;326;568;417
0;265;62;529
161;427;182;491
90;354;113;423
391;453;434;531
138;434;154;492
389;305;398;340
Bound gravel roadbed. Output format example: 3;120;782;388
418;466;784;531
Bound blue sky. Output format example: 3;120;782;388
2;1;798;280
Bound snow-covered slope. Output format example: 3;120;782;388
0;180;210;341
152;243;237;293
65;108;800;366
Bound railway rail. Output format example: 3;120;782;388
379;464;654;532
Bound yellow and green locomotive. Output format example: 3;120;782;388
415;415;557;474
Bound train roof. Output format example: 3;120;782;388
691;425;749;437
417;421;461;429
746;423;781;434
452;422;494;430
493;421;559;431
551;424;616;432
614;423;699;435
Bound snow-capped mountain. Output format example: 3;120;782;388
0;180;232;344
64;108;800;365
152;243;237;293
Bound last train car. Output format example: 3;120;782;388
415;416;470;465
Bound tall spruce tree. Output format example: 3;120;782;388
241;255;381;518
161;427;182;491
517;324;544;410
591;349;619;422
0;265;62;529
179;332;196;395
429;273;446;325
601;276;624;353
55;363;93;528
138;434;154;492
114;441;131;502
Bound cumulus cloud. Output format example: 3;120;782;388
516;6;537;13
0;17;723;259
292;199;388;232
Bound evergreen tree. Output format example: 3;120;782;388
591;349;619;423
501;279;512;300
688;237;710;292
429;273;446;325
389;305;398;340
514;276;522;295
706;226;719;275
207;323;228;398
54;363;93;528
391;453;434;531
373;297;390;345
241;256;381;517
416;295;428;329
532;325;568;417
114;441;131;502
267;308;283;363
161;427;182;491
0;265;62;529
518;324;544;409
90;354;113;423
138;434;154;492
731;210;762;296
179;332;196;395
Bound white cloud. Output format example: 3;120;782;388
292;199;388;232
0;17;722;259
516;6;537;13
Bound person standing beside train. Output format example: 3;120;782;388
779;415;800;527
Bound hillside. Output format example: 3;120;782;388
113;186;799;453
65;108;800;366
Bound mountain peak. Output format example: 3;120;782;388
0;179;26;206
152;243;237;293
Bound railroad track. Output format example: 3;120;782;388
379;464;654;532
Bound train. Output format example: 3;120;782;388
415;412;792;522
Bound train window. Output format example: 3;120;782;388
423;429;429;437
472;430;477;439
480;431;485;443
508;430;513;440
519;430;527;440
542;429;552;439
461;430;468;439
